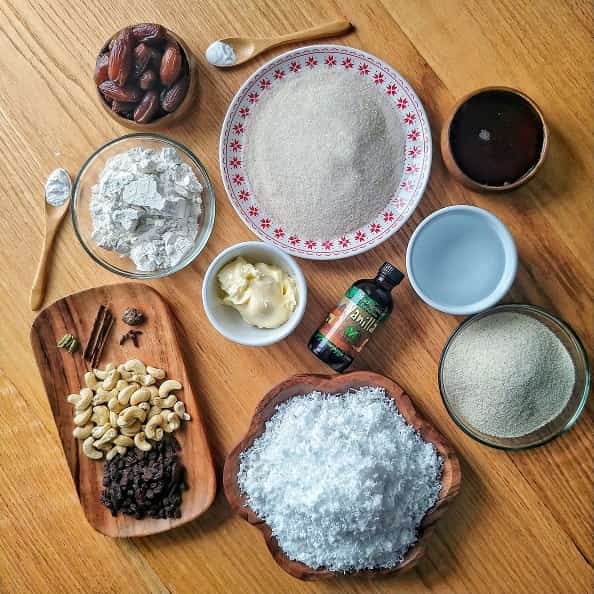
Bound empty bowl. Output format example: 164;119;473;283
406;205;517;315
202;241;307;346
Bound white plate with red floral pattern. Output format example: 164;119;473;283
219;45;432;260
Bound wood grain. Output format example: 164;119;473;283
224;371;461;580
0;0;591;593
30;283;216;537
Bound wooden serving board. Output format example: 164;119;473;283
224;371;461;581
30;283;216;537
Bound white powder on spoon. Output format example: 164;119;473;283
243;68;406;239
238;387;442;572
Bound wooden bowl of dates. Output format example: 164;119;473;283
223;371;462;581
95;23;198;130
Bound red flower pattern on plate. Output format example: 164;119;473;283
248;206;259;216
230;157;241;168
306;56;318;68
370;223;381;233
274;228;285;238
239;107;250;118
341;57;353;69
373;72;385;84
393;198;406;209
230;139;242;151
238;190;250;201
386;84;397;96
383;211;395;222
406;164;419;174
260;217;271;228
305;240;317;249
408;146;421;158
403;112;416;125
273;68;285;80
355;230;366;242
260;79;271;90
322;240;333;250
400;180;414;191
248;92;259;104
339;236;350;247
358;63;370;75
325;55;337;66
407;128;420;141
396;97;408;110
232;174;244;185
289;235;300;246
233;123;245;134
289;61;301;73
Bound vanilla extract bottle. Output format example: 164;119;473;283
308;262;404;372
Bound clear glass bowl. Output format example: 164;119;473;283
72;133;215;279
439;304;590;450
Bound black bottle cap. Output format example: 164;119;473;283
377;262;404;287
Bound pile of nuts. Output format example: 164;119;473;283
95;23;191;124
68;359;191;460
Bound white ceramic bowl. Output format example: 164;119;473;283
406;205;517;315
202;242;307;346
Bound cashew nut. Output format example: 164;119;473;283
102;369;120;391
91;423;111;439
173;401;191;421
94;441;114;451
106;446;120;461
148;405;162;419
92;391;112;406
82;436;103;460
113;434;134;447
73;407;92;427
94;428;117;448
164;411;181;433
72;423;93;440
138;401;150;411
114;379;129;392
109;411;119;427
158;379;182;398
134;431;152;451
145;414;165;439
91;405;109;425
117;406;146;426
146;366;166;380
130;388;151;406
117;364;133;380
67;393;81;405
117;383;138;406
120;421;142;437
154;427;164;441
84;371;99;389
155;395;177;409
148;386;160;404
108;397;126;413
124;359;146;375
93;367;109;380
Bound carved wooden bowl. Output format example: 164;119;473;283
223;371;462;580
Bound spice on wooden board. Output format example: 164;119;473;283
122;307;145;326
120;329;143;346
57;333;79;353
84;306;115;368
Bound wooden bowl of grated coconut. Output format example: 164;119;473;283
223;371;461;580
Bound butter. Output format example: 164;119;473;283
217;257;298;329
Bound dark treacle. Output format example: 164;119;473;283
449;89;545;187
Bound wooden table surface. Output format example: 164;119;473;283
0;1;591;593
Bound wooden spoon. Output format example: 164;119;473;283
30;169;71;311
207;20;352;67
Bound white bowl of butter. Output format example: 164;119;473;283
202;241;307;346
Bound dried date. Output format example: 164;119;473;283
94;53;109;86
131;23;166;45
99;80;142;103
160;76;189;113
133;43;152;78
134;90;160;123
108;28;133;86
160;41;182;87
139;69;158;90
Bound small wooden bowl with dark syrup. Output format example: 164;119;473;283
441;87;548;192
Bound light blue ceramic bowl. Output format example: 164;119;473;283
406;205;517;315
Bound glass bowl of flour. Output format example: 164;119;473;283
72;133;215;278
439;304;590;450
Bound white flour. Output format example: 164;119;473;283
244;68;406;239
205;41;236;66
90;147;202;272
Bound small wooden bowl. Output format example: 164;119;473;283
223;371;461;580
95;28;198;131
441;86;549;192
